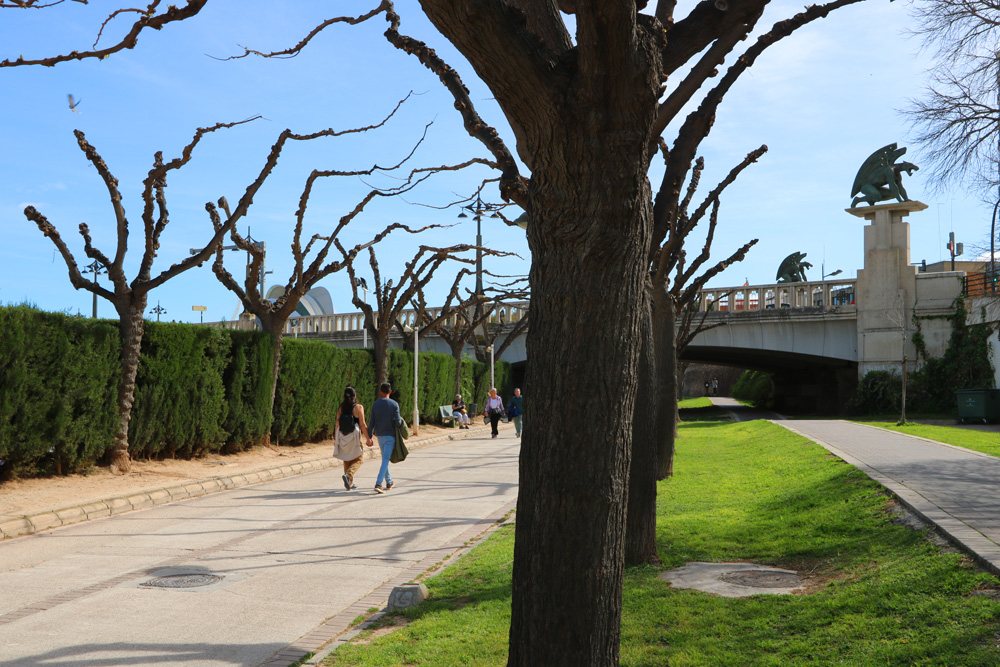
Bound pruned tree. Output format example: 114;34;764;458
12;0;873;662
468;278;531;365
209;99;474;418
0;1;207;68
345;242;498;389
392;269;485;353
22;118;259;472
626;147;762;565
431;274;497;397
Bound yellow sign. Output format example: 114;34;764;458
192;305;207;312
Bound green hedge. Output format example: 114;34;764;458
0;306;511;479
0;306;118;479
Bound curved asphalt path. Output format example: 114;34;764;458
0;428;519;667
708;400;1000;577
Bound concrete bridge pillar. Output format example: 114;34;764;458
849;200;927;379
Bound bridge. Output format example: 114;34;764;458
208;201;1000;412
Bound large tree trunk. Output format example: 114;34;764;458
509;172;654;666
262;320;285;446
654;288;677;480
374;328;391;385
625;280;660;565
110;295;147;473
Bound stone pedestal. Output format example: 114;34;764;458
848;201;927;378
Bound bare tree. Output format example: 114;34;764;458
0;1;207;68
468;280;531;365
345;243;493;388
905;0;1000;200
626;148;762;565
392;269;485;353
209;100;472;417
22;118;259;472
430;276;497;397
15;0;872;662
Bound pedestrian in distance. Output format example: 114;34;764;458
333;387;373;491
704;379;710;396
452;393;470;429
712;377;719;397
484;387;505;439
507;387;523;438
369;381;403;493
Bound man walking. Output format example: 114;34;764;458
508;387;524;438
369;382;403;494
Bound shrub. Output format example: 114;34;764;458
847;370;901;415
731;370;773;408
0;307;118;479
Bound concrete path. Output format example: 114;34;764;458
708;396;785;421
0;429;519;667
779;420;1000;577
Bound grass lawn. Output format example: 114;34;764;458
324;420;1000;666
678;397;731;422
679;397;714;408
857;421;1000;459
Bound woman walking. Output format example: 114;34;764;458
333;387;373;491
484;387;504;439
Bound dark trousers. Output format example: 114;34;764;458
489;412;501;436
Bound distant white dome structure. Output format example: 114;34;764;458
265;285;336;316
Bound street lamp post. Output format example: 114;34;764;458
84;260;105;318
413;322;419;436
149;301;167;322
487;344;495;391
354;277;369;347
457;194;503;298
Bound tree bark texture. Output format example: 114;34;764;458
513;166;654;667
625;281;660;565
111;294;147;473
653;287;677;480
262;318;286;444
414;5;660;665
374;328;391;385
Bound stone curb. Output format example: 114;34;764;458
0;423;505;541
287;498;519;667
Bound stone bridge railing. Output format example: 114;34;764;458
205;301;530;335
203;280;859;334
696;279;857;312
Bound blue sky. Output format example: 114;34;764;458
1;1;987;323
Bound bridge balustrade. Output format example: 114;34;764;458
204;301;532;335
697;280;856;313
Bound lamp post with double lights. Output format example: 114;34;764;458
457;194;504;297
84;259;105;319
149;301;167;322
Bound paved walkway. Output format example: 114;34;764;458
0;425;519;667
778;420;1000;577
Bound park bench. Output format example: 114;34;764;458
439;405;457;425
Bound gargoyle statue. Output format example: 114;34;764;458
776;252;812;283
850;143;918;207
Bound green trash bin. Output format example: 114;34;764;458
955;389;1000;424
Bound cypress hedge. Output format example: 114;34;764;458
0;305;511;479
0;306;118;480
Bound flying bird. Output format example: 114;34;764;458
67;94;81;113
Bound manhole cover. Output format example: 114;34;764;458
718;570;801;588
141;573;223;589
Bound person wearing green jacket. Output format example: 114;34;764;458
507;387;523;438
